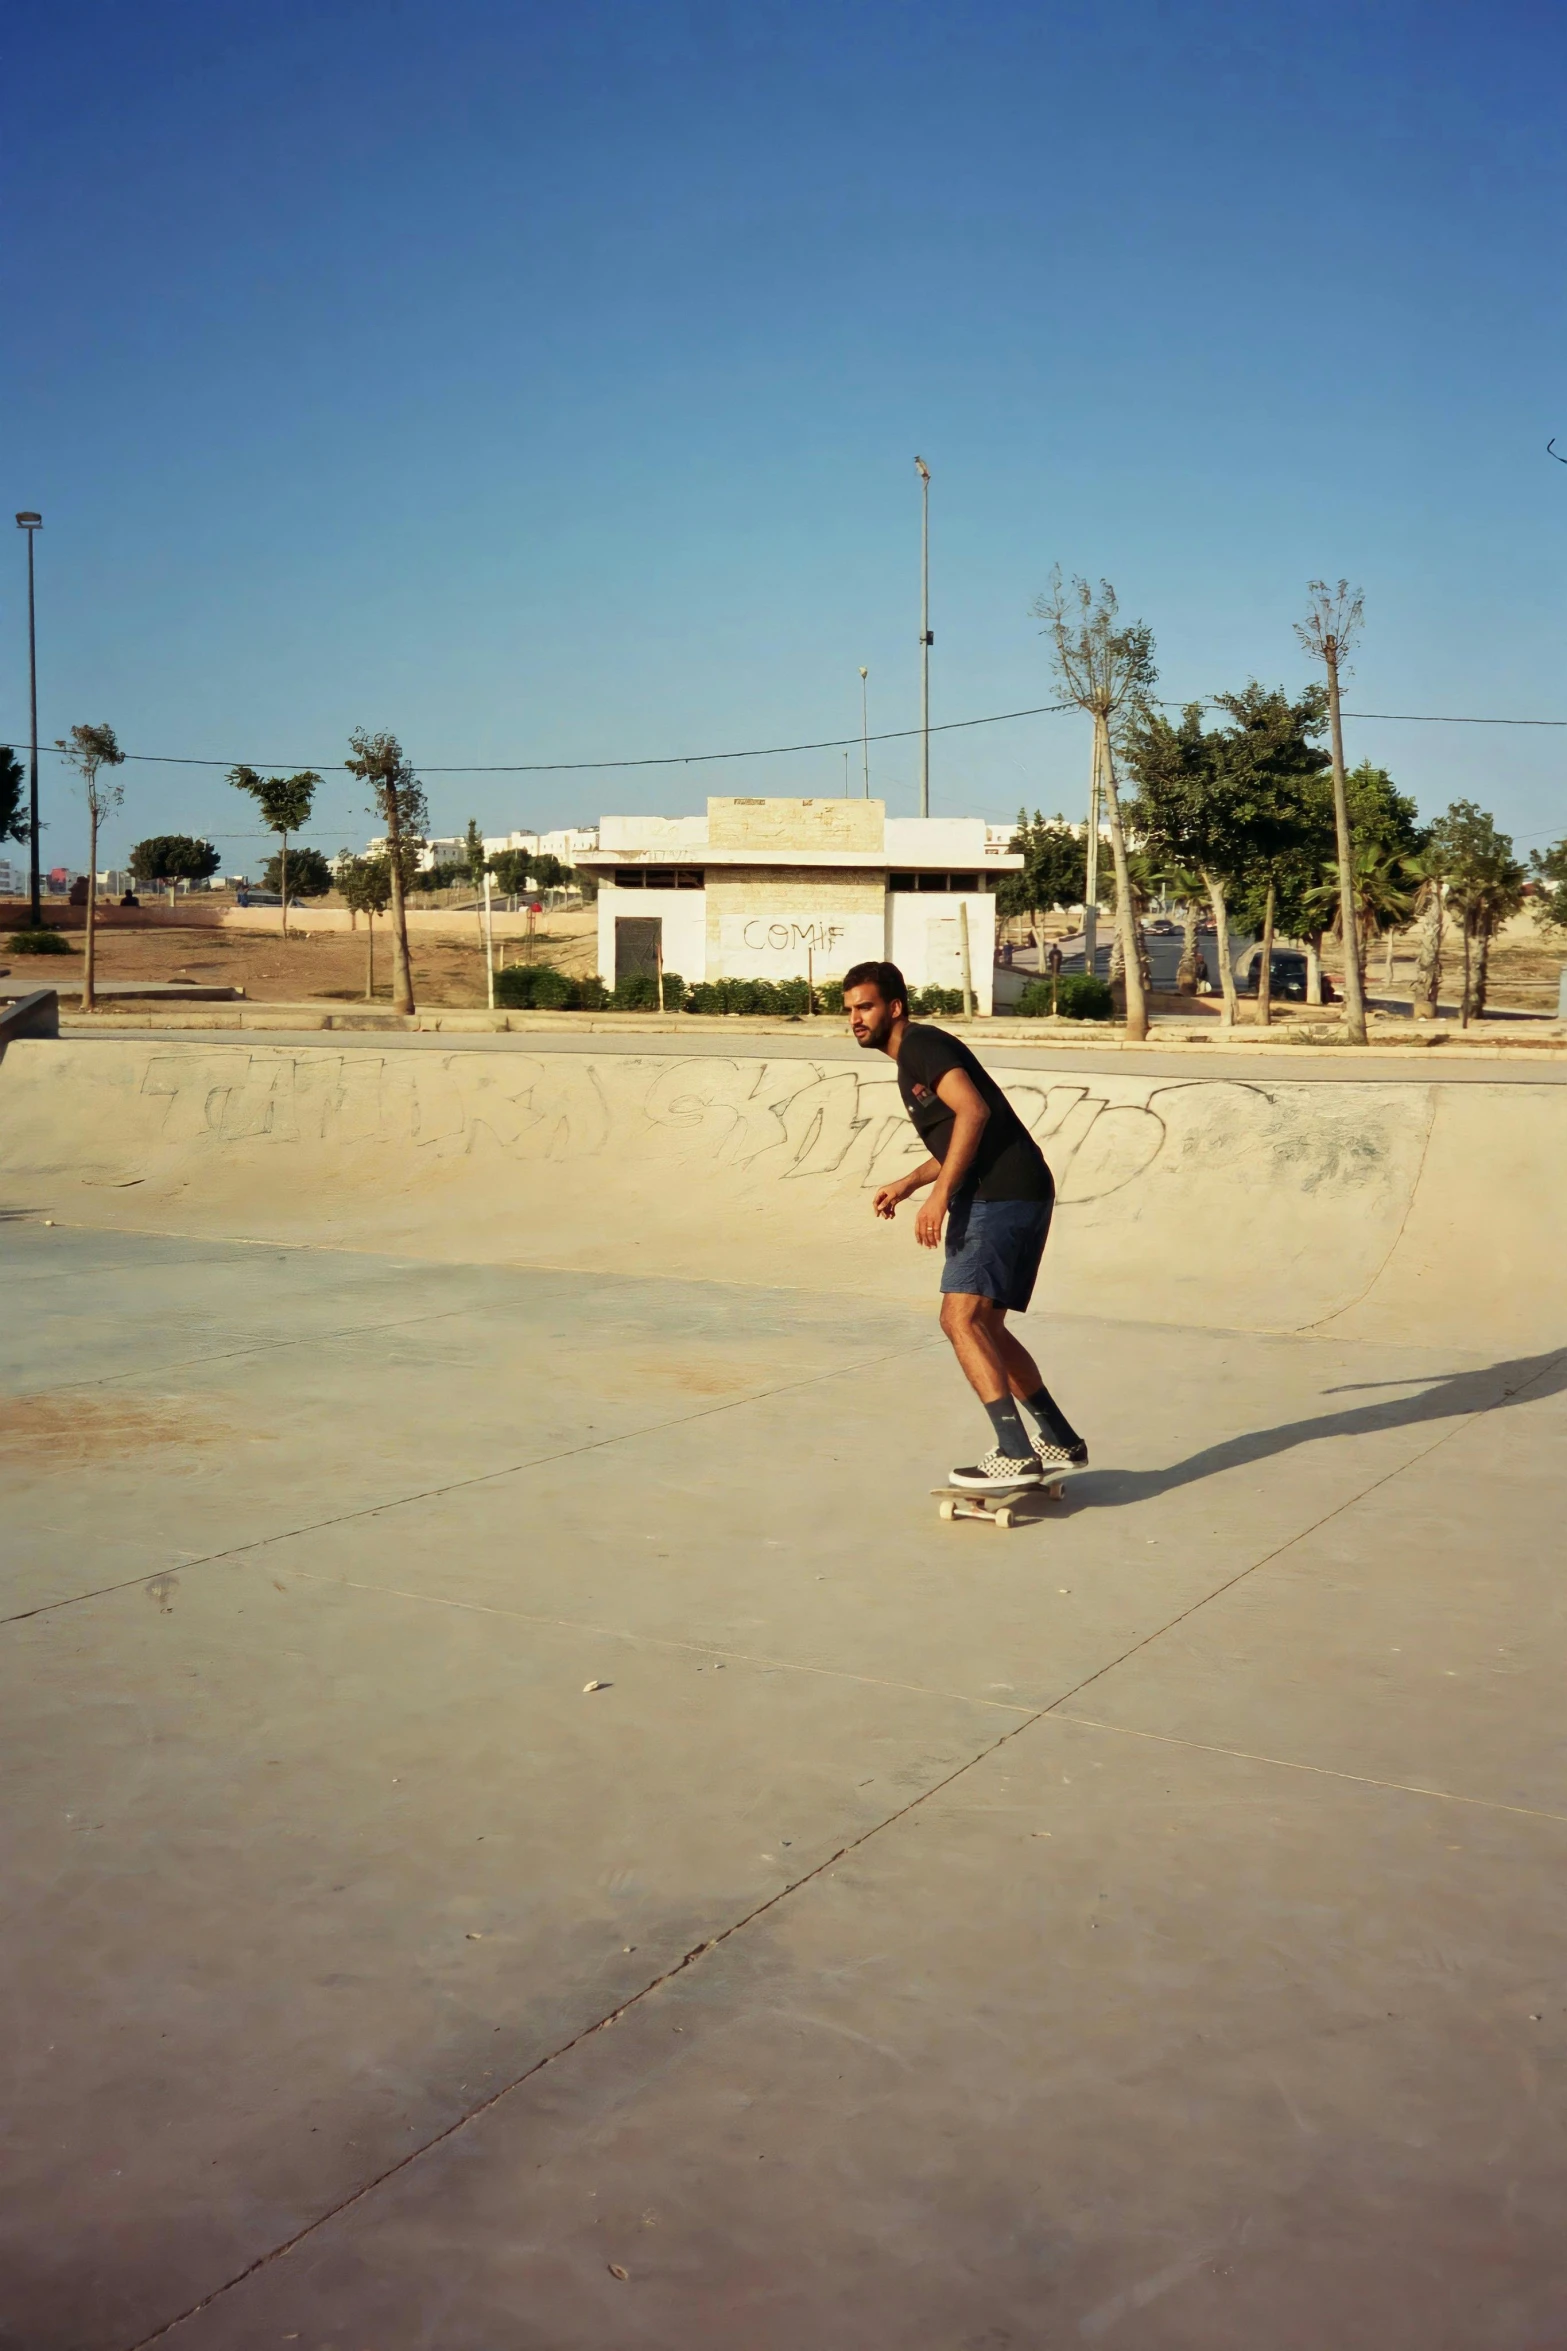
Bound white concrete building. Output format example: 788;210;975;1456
576;798;1020;1012
480;825;600;864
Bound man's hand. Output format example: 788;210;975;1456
873;1175;916;1220
914;1191;949;1249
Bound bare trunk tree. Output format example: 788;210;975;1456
1201;870;1237;1026
1304;930;1323;1005
365;912;376;1001
1413;881;1443;1019
1324;647;1367;1042
1257;878;1276;1028
280;835;290;939
1177;900;1199;993
82;803;99;1012
1474;915;1492;1018
1460;907;1473;1028
1034;572;1156;1044
1097;718;1149;1042
386;824;414;1016
1296;583;1368;1045
346;732;425;1019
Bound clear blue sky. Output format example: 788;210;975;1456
7;0;1565;875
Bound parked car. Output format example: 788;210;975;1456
1235;948;1335;1003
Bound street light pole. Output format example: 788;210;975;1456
858;666;869;799
15;512;42;926
914;458;931;817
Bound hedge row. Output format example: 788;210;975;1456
492;969;972;1016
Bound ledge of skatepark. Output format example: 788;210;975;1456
42;994;1567;1059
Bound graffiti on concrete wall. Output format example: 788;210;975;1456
129;1048;1409;1211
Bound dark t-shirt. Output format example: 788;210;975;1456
895;1024;1052;1204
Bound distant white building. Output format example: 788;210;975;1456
575;799;1020;1011
0;856;26;896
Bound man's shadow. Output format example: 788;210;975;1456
1078;1347;1567;1510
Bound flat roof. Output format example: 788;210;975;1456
578;847;1024;872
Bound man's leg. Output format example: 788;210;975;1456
992;1311;1087;1460
938;1294;1034;1464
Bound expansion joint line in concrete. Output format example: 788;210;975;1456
0;1334;946;1632
119;1342;1567;2349
1045;1715;1567;1827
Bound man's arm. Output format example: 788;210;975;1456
873;1156;941;1219
914;1068;989;1248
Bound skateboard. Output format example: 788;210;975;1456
930;1472;1076;1530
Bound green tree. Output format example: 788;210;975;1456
261;845;333;900
530;851;569;892
228;766;322;939
130;835;221;892
1212;684;1331;1025
997;812;1087;934
55;722;126;1012
1295;580;1369;1044
490;847;532;898
1123;702;1250;1025
1530;838;1567;931
1431;801;1526;1024
1034;571;1156;1039
346;730;427;1016
0;745;25;847
336;851;393;999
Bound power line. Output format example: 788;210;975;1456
7;697;1567;781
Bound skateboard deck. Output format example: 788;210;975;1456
930;1472;1075;1530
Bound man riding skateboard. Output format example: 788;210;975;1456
843;960;1087;1492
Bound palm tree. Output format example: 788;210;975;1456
1149;859;1208;994
1302;845;1413;1000
1400;842;1452;1020
55;723;125;1013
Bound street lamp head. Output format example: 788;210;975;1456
859;666;868;680
913;457;929;484
15;512;41;529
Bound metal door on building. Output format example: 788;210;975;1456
615;915;662;985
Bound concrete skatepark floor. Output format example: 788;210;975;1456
5;1208;1567;2349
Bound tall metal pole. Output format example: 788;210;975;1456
859;666;869;798
914;458;931;817
16;514;42;926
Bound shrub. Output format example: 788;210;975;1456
610;971;660;1010
1015;973;1116;1021
685;975;821;1016
9;928;71;954
910;985;965;1016
576;974;608;1010
495;964;573;1009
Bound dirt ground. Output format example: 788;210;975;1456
8;903;1562;1015
0;907;599;1007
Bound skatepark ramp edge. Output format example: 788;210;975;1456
1;1034;1561;1350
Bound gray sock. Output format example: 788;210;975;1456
983;1396;1031;1459
1022;1384;1082;1450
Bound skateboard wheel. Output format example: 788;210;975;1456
938;1498;955;1521
994;1506;1013;1530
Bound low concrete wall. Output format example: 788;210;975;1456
3;1035;1563;1352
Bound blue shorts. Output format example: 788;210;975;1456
940;1191;1053;1313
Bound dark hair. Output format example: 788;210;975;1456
842;960;909;1014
